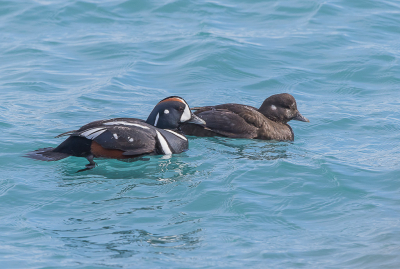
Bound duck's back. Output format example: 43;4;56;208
181;103;295;140
181;104;266;139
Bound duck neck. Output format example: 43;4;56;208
257;107;279;123
258;121;294;141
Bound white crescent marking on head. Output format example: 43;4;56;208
156;130;172;155
113;133;118;139
164;129;187;141
271;105;277;110
180;103;191;122
104;121;150;129
164;109;169;114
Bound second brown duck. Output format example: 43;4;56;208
180;93;309;141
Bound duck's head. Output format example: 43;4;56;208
258;93;309;124
146;96;206;129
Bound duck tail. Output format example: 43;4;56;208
25;147;70;161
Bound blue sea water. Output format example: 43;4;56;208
1;0;400;268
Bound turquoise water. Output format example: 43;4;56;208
1;0;400;268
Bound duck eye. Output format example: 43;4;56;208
178;107;184;112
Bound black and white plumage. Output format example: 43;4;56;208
26;96;206;172
180;93;309;141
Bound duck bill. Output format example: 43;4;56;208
186;113;206;125
293;112;309;122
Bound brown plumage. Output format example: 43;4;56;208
180;93;309;141
90;141;137;159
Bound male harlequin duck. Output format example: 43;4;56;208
26;96;206;172
180;93;309;141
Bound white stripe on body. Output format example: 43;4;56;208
103;121;150;129
155;130;172;155
80;128;107;139
164;129;187;141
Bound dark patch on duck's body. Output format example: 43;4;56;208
53;136;92;157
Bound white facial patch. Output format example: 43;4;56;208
104;121;150;129
164;109;169;114
154;113;160;127
113;133;118;139
180;104;191;122
271;105;277;110
129;138;134;142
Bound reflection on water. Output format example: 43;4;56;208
192;136;290;161
58;154;198;182
56;227;203;260
113;228;202;250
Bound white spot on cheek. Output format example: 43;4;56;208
271;105;277;110
113;133;118;139
129;138;134;142
164;109;169;114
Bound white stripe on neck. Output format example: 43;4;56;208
154;113;160;127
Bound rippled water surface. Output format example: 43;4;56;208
1;0;400;268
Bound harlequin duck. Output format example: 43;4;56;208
180;93;309;141
26;96;206;172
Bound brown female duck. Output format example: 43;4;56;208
180;93;309;141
